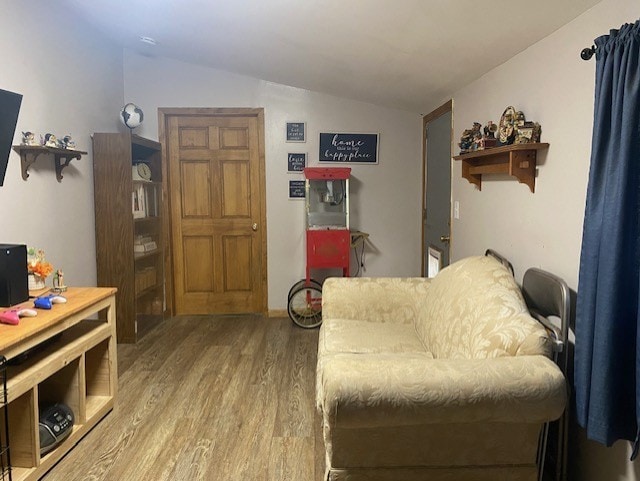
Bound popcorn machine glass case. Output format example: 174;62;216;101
306;168;350;230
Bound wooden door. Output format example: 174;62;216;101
161;109;267;315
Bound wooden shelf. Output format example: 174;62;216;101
453;142;549;193
12;145;87;182
134;249;160;261
134;216;161;224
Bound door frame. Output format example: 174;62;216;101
158;107;268;316
421;100;453;276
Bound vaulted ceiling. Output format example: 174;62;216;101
62;0;601;113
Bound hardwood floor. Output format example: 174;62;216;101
41;315;324;481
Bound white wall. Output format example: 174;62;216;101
123;51;423;311
451;0;640;478
0;0;123;287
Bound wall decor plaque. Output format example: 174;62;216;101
319;133;378;164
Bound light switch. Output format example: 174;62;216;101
454;201;460;219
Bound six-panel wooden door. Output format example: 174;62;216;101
162;109;267;315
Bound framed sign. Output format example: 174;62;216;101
286;122;306;142
319;132;378;163
287;153;306;173
289;180;306;199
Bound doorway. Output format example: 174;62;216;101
159;108;267;315
422;101;452;277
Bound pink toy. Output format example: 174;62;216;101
0;308;38;325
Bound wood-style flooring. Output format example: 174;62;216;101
41;315;324;481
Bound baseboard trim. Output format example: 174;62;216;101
268;309;288;318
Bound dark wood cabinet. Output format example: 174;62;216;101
93;133;165;343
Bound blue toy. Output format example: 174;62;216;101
34;294;67;310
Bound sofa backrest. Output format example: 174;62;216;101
415;256;551;359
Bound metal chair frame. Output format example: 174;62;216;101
483;250;569;481
522;267;570;481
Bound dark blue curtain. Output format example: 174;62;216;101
575;20;640;457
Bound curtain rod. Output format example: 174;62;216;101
581;45;596;60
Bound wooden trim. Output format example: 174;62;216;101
256;109;269;314
422;100;453;125
158;109;174;316
158;107;269;316
158;107;264;117
421;100;453;276
268;309;288;318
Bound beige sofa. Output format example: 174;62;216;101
316;255;566;481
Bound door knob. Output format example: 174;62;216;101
440;235;450;243
252;223;258;231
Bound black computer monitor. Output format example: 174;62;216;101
0;88;23;186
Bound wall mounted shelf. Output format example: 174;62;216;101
12;145;87;182
453;142;549;193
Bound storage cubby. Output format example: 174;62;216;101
4;390;36;472
84;339;112;421
0;288;117;481
38;359;81;421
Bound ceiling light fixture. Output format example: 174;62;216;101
139;36;157;46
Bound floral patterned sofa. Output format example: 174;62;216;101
316;255;566;481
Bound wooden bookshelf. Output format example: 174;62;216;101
92;133;166;343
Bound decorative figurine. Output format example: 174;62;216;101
458;121;502;153
498;106;517;145
52;269;67;293
43;133;58;148
21;131;38;146
483;121;497;139
62;135;76;150
515;121;542;144
458;122;483;153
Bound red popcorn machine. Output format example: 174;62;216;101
287;167;351;328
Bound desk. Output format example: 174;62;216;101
0;288;117;481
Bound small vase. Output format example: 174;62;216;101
28;274;46;291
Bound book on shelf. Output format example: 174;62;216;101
132;184;146;218
131;183;159;218
134;241;158;254
134;234;157;254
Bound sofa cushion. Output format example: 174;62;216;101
321;318;430;355
415;256;551;359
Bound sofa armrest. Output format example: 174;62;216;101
318;354;566;428
322;277;431;324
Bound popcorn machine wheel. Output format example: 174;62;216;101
288;167;351;328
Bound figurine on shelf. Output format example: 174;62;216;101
62;135;76;150
483;121;497;139
515;121;542;144
479;121;499;149
52;269;67;293
458;122;483;154
43;133;58;148
21;131;38;146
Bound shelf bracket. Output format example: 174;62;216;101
509;150;537;193
54;152;83;182
20;151;45;180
